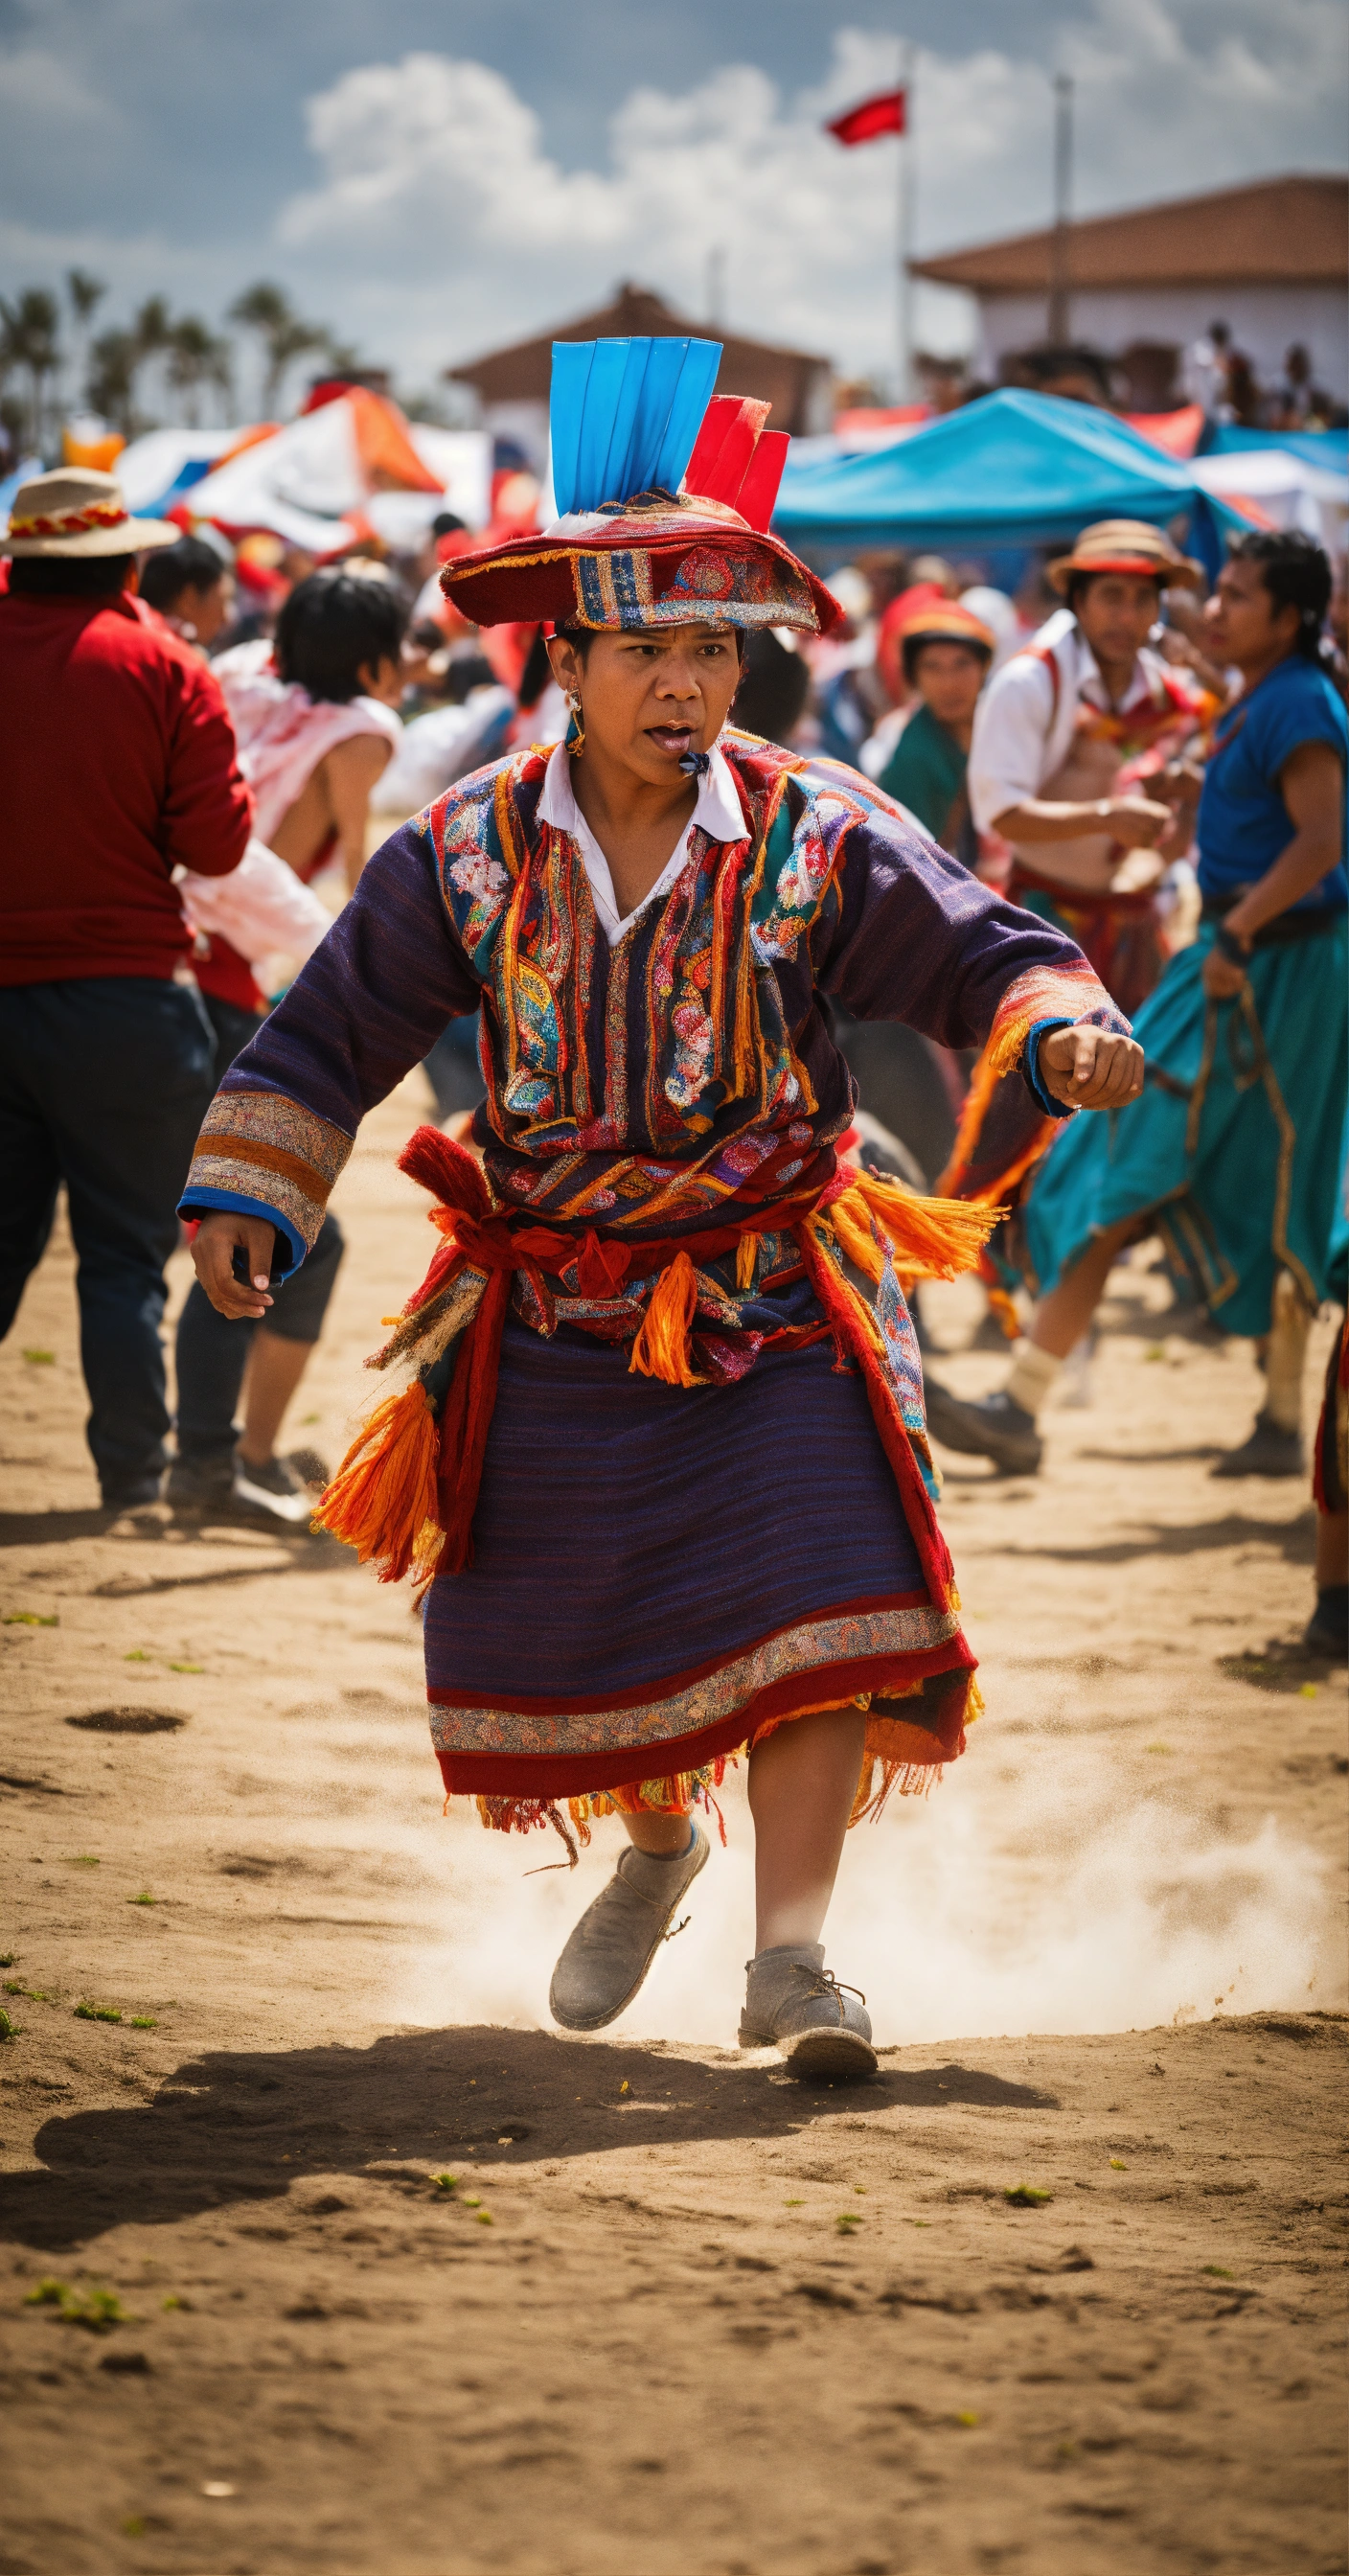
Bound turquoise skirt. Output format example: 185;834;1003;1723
1025;915;1348;1339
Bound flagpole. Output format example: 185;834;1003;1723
896;40;915;402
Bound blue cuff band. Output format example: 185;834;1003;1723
177;1187;307;1276
1023;1017;1077;1119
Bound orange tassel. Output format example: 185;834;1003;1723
629;1249;703;1386
313;1378;444;1586
840;1169;1002;1281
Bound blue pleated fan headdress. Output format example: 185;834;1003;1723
548;336;721;517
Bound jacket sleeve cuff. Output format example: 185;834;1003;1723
175;1186;307;1276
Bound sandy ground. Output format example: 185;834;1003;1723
1;1076;1345;2576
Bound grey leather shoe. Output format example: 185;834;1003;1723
739;1942;877;2081
549;1824;709;2032
1211;1412;1304;1479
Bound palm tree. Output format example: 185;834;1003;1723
0;288;62;455
167;315;232;426
85;328;143;438
64;268;106;411
228;280;331;417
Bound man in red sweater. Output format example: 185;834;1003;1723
1;467;252;1511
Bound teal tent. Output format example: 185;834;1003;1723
774;389;1247;574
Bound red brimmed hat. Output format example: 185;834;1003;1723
441;339;843;636
1047;518;1205;595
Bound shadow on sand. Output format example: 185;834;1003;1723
0;2026;1058;2251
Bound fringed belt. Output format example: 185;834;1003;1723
313;1125;999;1607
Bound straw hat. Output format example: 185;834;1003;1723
898;601;995;654
1047;518;1205;595
3;466;179;558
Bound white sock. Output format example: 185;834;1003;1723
1006;1342;1063;1418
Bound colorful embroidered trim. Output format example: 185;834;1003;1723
186;1089;353;1257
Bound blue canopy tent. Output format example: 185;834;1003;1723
1202;424;1348;472
773;389;1247;579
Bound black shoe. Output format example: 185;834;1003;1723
1210;1413;1304;1480
100;1474;164;1513
166;1453;235;1518
231;1449;315;1527
924;1378;1042;1475
1303;1586;1348;1659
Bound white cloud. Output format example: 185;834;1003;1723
267;6;1346;386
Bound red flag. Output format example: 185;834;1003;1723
827;88;906;148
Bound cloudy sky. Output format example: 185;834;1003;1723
1;0;1343;402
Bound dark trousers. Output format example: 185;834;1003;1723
0;975;216;1503
173;995;344;1469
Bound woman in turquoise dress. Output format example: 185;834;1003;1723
931;528;1347;1478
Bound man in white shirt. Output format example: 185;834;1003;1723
968;518;1212;1018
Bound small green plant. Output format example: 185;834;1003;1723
67;1854;100;1869
1201;2264;1235;2279
26;2278;125;2331
1004;2184;1053;2207
1299;1682;1318;1699
122;2519;146;2540
0;2010;16;2044
1109;2157;1127;2171
168;1661;202;1674
26;2278;69;2307
835;2212;862;2234
955;2410;980;2428
910;2220;931;2228
3;1979;22;1996
161;2293;192;2311
459;2192;482;2208
784;2197;804;2208
130;1891;155;1906
853;2184;867;2196
432;2173;458;2196
4;1610;58;1627
130;2016;158;2031
124;1650;152;1664
0;1954;13;1968
74;2002;122;2025
21;1347;56;1365
475;2210;493;2225
1146;1741;1174;1755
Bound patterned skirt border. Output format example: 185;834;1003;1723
431;1640;975;1800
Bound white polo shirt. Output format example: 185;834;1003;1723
537;738;746;947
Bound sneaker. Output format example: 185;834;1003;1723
285;1446;331;1490
1303;1586;1348;1659
923;1379;1042;1476
1210;1413;1304;1479
100;1473;165;1514
549;1825;709;2032
739;1943;877;2082
165;1454;235;1519
231;1449;316;1527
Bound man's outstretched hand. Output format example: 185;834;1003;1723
190;1210;280;1320
1038;1024;1144;1112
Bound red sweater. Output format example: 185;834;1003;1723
0;588;252;986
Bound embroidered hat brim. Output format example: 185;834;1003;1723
440;493;842;636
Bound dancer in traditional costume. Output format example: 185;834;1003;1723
181;341;1139;2074
1307;1111;1348;1656
877;603;995;868
936;531;1346;1480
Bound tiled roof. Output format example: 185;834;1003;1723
911;173;1347;293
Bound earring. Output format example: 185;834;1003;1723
566;690;585;756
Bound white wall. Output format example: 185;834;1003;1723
973;286;1347;394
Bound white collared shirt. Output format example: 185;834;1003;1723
967;609;1185;835
537;739;745;947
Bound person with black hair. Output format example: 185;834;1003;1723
0;468;251;1513
934;528;1347;1480
138;534;235;650
168;567;406;1525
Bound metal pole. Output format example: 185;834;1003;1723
1049;74;1073;345
706;246;725;331
896;39;914;401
